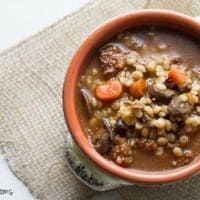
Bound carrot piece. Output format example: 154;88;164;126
130;78;146;98
95;79;122;101
168;68;186;85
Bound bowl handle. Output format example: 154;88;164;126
65;132;132;191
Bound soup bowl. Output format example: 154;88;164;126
63;10;200;189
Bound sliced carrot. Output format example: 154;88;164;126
168;68;186;85
129;78;146;98
95;79;122;101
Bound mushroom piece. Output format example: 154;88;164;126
100;42;128;52
102;118;115;140
114;119;129;136
80;88;94;116
126;37;144;51
168;96;193;115
147;84;176;104
91;129;112;153
119;32;145;51
141;113;152;123
165;78;177;90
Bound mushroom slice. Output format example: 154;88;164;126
168;96;193;115
80;88;94;116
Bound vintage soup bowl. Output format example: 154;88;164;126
63;10;200;191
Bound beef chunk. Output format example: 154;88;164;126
100;42;128;69
100;42;139;76
136;138;157;151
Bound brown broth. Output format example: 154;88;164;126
76;27;200;171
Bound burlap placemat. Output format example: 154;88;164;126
1;0;200;199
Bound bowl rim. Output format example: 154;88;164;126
63;9;200;184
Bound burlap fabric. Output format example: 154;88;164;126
1;0;200;199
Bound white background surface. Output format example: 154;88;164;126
0;1;89;200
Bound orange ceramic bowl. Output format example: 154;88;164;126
63;10;200;184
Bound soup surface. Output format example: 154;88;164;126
77;26;200;170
